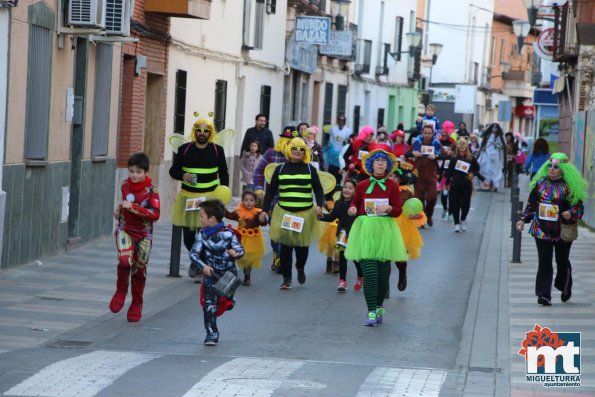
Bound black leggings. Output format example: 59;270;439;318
440;190;449;212
534;238;573;299
338;251;362;280
280;244;309;280
449;182;472;225
183;226;197;251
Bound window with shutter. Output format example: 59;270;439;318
214;80;227;131
91;43;113;157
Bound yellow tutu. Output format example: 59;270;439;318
270;205;322;247
395;216;424;260
318;220;338;257
237;227;266;269
172;188;230;228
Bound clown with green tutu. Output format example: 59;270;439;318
346;148;408;326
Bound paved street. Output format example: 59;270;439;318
0;176;594;396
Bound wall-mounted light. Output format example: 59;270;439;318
330;0;351;31
389;31;422;61
429;42;444;65
512;20;531;54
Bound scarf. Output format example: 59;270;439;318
127;176;152;193
202;222;225;237
366;176;387;194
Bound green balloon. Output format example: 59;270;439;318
403;198;423;216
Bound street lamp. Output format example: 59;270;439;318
330;0;351;31
523;0;539;27
389;31;422;61
512;20;531;53
429;42;443;65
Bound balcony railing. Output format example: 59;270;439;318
576;0;595;45
288;0;328;16
503;70;532;83
553;1;579;61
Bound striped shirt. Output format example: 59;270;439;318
262;162;325;212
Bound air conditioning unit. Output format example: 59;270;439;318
69;0;106;28
105;0;132;36
354;64;364;75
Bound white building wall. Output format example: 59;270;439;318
349;0;418;130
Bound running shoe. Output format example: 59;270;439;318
297;270;306;285
461;221;468;231
353;277;364;291
537;296;552;306
427;219;434;227
364;311;377;327
376;307;385;324
454;224;461;233
337;279;347;292
561;290;572;302
280;279;292;290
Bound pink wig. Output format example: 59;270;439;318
358;125;375;141
442;120;455;133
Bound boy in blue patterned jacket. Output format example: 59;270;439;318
189;199;244;346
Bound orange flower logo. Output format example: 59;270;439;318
518;324;566;367
239;228;259;237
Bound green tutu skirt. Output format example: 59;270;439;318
172;189;227;228
345;216;408;262
270;205;322;247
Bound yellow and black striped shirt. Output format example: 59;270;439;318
169;142;229;193
263;162;325;212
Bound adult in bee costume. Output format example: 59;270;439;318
259;137;329;290
169;115;232;275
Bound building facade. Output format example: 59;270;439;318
2;0;122;268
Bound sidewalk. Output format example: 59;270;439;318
442;175;595;396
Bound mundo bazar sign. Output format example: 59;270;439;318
295;16;331;45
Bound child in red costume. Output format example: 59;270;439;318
110;153;160;322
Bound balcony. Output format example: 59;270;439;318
145;0;211;19
288;0;328;16
576;0;595;45
503;70;533;99
553;1;579;62
479;66;492;92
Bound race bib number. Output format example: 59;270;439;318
444;159;450;168
281;214;305;233
364;198;389;216
423;120;436;130
455;160;471;173
185;197;206;211
358;150;369;160
336;229;348;247
421;145;435;155
538;203;559;221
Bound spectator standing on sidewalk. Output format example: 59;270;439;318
516;153;587;306
110;153;161;322
325;114;352;184
240;113;275;154
239;140;262;192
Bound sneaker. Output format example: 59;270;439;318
441;209;447;220
376;307;385;324
337;279;347;292
461;221;467;231
561;290;572;302
537;296;552;306
280;280;292;290
242;277;251;286
454;224;461;233
188;263;198;278
204;333;218;346
353;277;364;291
427;219;434;227
364;311;377;327
297;270;306;285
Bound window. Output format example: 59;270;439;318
214;80;227;131
260;85;271;127
356;39;372;74
243;0;265;50
174;70;187;134
25;25;52;160
490;36;497;65
91;43;113;157
353;105;361;134
377;108;385;128
266;0;276;14
323;83;334;126
337;85;347;117
500;38;507;63
393;16;404;61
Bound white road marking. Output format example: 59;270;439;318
356;367;447;397
4;350;160;397
182;357;319;397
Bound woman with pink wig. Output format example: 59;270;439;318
342;125;376;182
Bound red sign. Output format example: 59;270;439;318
515;105;535;118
